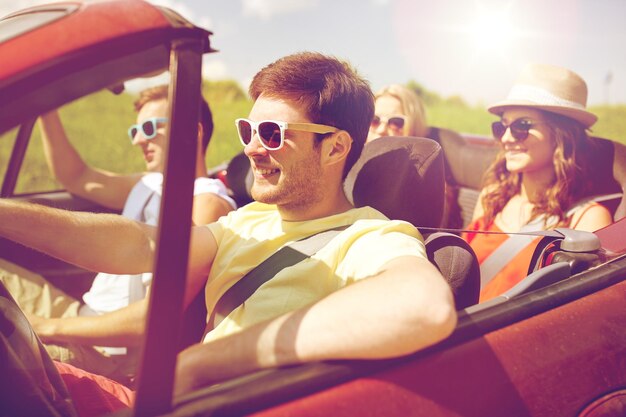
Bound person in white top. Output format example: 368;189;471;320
0;85;235;382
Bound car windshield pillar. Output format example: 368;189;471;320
132;39;205;417
1;118;34;197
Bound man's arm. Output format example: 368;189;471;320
0;198;214;279
0;199;155;274
191;192;233;225
174;256;457;396
25;226;218;347
0;199;217;277
39;110;142;210
27;298;149;347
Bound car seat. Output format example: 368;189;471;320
428;126;475;229
611;140;626;221
343;136;480;309
423;232;480;309
583;137;622;215
224;151;254;208
440;133;499;228
213;137;481;312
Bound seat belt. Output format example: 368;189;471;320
418;223;561;283
203;225;349;337
476;199;600;287
442;198;595;288
478;219;547;287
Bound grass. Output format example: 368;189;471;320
0;88;253;194
428;102;626;142
427;103;494;136
588;104;626;142
2;91;140;193
205;98;252;168
1;86;625;194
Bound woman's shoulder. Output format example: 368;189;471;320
569;201;613;232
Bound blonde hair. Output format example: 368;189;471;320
374;84;428;137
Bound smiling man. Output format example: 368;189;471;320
0;52;456;407
0;85;235;382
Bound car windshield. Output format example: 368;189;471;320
0;5;76;43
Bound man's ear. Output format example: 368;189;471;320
197;122;204;145
196;122;205;154
322;131;352;167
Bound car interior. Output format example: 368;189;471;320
3;119;625;316
342;135;481;310
212;131;626;314
2;68;626;417
2;2;626;415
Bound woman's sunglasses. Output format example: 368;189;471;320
128;117;168;142
370;115;406;131
235;118;338;151
491;118;545;142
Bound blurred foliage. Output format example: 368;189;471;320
589;104;626;143
203;79;247;103
406;80;442;106
405;80;494;135
406;80;626;143
202;81;252;168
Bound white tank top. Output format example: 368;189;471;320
79;173;235;353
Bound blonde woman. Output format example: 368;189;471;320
367;84;429;140
368;84;465;228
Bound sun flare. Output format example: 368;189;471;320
466;3;518;55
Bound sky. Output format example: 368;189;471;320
2;0;626;106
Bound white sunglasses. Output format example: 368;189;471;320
235;118;338;150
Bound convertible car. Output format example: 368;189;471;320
1;1;625;417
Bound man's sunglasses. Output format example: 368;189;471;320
491;118;546;142
370;115;406;130
128;117;168;142
235;118;338;151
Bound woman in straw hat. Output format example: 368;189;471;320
464;63;613;302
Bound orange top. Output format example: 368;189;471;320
464;202;609;302
463;218;540;302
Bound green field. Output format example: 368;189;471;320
0;84;254;194
1;81;624;194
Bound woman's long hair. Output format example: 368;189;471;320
481;111;595;228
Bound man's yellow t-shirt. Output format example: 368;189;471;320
203;202;427;342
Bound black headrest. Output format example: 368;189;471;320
587;137;620;196
344;136;445;229
225;151;254;207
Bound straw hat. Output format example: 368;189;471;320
488;63;597;127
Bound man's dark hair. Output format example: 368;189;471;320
134;85;214;152
249;52;374;179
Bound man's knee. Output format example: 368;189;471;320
0;259;48;303
0;259;79;318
